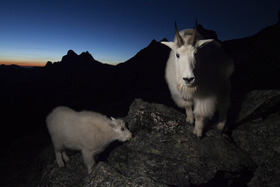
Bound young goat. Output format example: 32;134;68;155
162;22;234;138
46;106;132;173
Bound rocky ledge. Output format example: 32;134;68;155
19;90;280;186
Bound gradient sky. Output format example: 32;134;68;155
0;0;279;66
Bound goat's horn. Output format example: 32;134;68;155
189;19;198;46
175;22;184;47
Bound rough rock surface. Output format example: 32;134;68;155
232;90;280;186
13;89;279;186
237;90;280;123
37;98;259;186
107;99;257;186
232;115;280;187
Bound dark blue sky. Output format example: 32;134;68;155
0;0;279;66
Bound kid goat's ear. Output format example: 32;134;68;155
109;117;116;127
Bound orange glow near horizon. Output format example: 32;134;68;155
0;60;45;67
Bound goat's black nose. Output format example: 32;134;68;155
183;77;195;84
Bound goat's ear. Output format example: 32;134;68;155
161;41;178;51
196;39;213;48
109;117;116;128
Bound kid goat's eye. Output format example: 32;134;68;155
176;53;180;58
121;127;125;131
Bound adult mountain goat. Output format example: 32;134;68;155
46;106;132;173
162;22;234;138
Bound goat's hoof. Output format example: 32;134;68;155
186;117;194;125
64;157;70;162
87;167;94;174
193;129;202;139
57;161;65;167
216;122;225;131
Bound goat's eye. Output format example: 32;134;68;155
121;127;125;131
176;53;180;58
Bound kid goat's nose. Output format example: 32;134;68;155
183;77;195;84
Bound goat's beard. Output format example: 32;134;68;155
177;81;197;100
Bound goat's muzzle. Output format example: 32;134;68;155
183;77;195;85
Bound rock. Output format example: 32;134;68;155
38;151;87;186
84;162;161;187
37;99;256;186
237;90;280;123
232;114;280;186
107;99;256;186
37;147;162;186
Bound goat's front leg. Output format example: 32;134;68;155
55;150;65;167
217;110;227;131
193;114;205;138
185;102;194;125
217;94;230;131
62;151;70;162
82;149;95;174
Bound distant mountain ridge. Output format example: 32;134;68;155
1;20;279;94
43;22;219;69
223;20;280;91
45;39;168;68
43;19;280;92
45;49;111;71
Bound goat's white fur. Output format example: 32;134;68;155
162;26;234;138
46;106;132;173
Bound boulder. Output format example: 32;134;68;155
232;114;280;186
38;99;256;186
237;89;280;123
108;99;256;186
233;89;280;186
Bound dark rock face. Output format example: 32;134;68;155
35;98;260;186
4;90;280;186
108;99;256;186
232;115;280;187
232;90;280;186
237;90;280;123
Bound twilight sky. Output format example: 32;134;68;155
0;0;279;66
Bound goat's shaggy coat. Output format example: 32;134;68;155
162;23;234;137
46;106;132;173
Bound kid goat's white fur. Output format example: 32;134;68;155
162;22;234;137
46;106;132;173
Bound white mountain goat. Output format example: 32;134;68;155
162;22;234;138
46;106;132;173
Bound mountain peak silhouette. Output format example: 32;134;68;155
79;51;95;62
60;49;79;64
45;50;102;68
117;39;170;68
196;24;219;41
67;49;78;56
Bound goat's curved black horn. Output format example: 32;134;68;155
175;22;184;47
189;19;198;46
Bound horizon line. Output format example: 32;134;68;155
0;59;120;68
